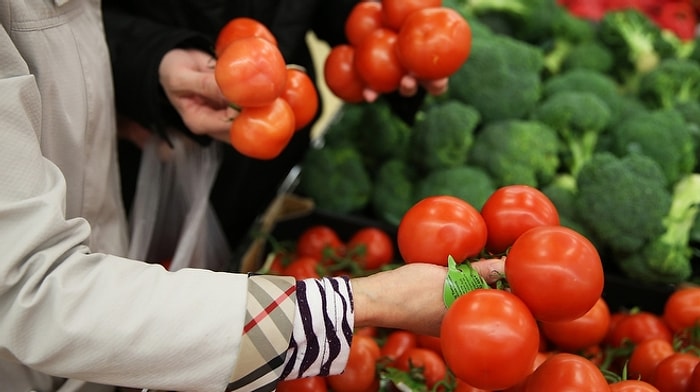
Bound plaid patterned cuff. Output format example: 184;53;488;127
226;275;297;392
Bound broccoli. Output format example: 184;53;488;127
370;159;418;227
608;108;696;186
574;152;671;255
675;100;700;172
617;173;700;284
414;165;496;210
353;97;412;170
468;119;560;188
408;101;481;172
531;90;612;177
297;145;372;214
320;102;367;148
561;40;615;74
540;174;592;239
447;32;544;122
542;9;600;75
637;58;700;110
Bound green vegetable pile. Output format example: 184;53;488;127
297;0;700;285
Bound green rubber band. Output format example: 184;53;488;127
443;255;489;308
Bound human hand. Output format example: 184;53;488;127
158;48;236;143
350;258;504;337
362;74;449;103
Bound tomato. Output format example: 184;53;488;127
353;28;405;94
345;1;384;46
397;195;487;266
505;225;604;323
327;334;380;392
522;353;609;391
380;0;442;31
281;67;319;131
539;297;611;352
652;352;700;392
215;36;287;108
296;225;345;263
229;97;295;160
380;329;417;363
454;379;492;392
323;44;366;103
628;338;675;384
416;334;442;357
689;360;700;391
215;17;277;57
608;380;660;392
396;7;472;80
440;289;540;390
393;347;448;389
663;286;700;334
607;311;673;348
479;185;560;255
501;351;551;392
275;376;328;392
655;2;697;41
282;256;321;280
346;227;395;270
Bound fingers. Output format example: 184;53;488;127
471;257;506;284
181;105;236;138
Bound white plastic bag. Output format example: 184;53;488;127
127;132;231;272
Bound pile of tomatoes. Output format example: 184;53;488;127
214;17;319;160
324;0;472;103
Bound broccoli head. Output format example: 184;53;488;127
531;90;612;177
468;119;560;188
608;108;696;186
354;97;412;170
447;32;544;122
637;58;700;110
574;152;671;255
561;40;615;74
408;101;481;172
540;174;592;240
370;159;418;227
297;145;372;214
414;165;496;210
321;103;366;148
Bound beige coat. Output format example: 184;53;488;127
0;1;248;391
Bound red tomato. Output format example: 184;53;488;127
215;17;277;57
539;296;611;352
229;97;295;160
282;256;321;280
454;379;492;392
345;1;384;46
416;334;442;357
380;0;442;31
281;67;319;131
522;353;609;391
323;44;366;103
608;380;659;392
397;195;487;266
296;225;345;262
396;7;472;80
480;185;560;254
353;28;405;94
663;286;700;334
607;311;673;348
440;289;540;390
215;36;287;108
689;360;700;391
501;351;551;392
327;335;380;392
628;338;675;384
380;329;418;363
652;352;700;392
505;225;604;323
275;376;328;392
346;227;395;270
655;2;697;41
393;347;448;389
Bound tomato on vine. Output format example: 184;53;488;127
281;67;319;131
392;347;448;389
229;97;295;160
296;225;345;262
275;376;328;392
353;28;405;94
522;353;609;391
215;17;277;57
627;338;675;383
662;286;700;334
324;44;366;103
380;0;442;31
326;335;380;392
346;227;395;270
539;296;611;352
345;1;384;46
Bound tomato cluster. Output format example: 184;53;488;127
324;0;472;103
214;18;319;159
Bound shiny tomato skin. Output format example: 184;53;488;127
480;185;560;255
501;351;552;392
346;227;395;270
229;97;295;160
393;347;448;389
608;380;659;392
416;334;442;357
689;360;700;391
296;225;345;262
440;289;540;390
628;338;675;384
281;67;319;131
215;37;287;108
380;329;417;363
353;28;405;94
275;376;328;392
652;352;700;392
505;225;604;323
324;44;366;103
326;335;380;392
607;311;673;348
397;195;487;265
539;296;611;352
663;286;700;334
381;0;442;31
345;1;384;46
215;17;277;57
282;256;320;280
523;353;609;391
396;7;472;80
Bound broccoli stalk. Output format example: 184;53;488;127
598;9;662;75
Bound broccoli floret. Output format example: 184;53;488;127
542;10;600;74
540;174;592;239
370;159;418;227
354;97;412;170
608;108;696;186
561;40;615;74
414;165;496;210
637;58;700;110
575;152;671;255
468;119;560;188
321;103;366;148
297;145;372;213
447;32;544;122
675;100;700;171
408;101;481;172
617;173;700;284
531;90;612;177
